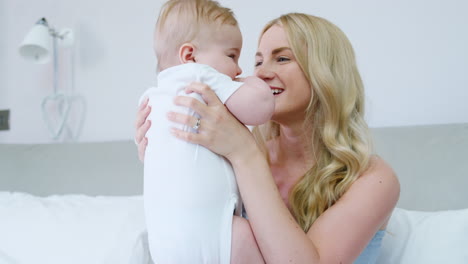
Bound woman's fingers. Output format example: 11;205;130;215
173;95;209;118
135;97;151;130
136;119;151;144
135;98;151;144
185;82;223;106
169;82;256;160
135;97;150;163
167;112;200;130
170;127;203;145
175;82;226;120
137;136;148;162
138;97;149;111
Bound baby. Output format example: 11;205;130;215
139;0;274;263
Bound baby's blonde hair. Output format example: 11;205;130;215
253;13;372;232
154;0;238;71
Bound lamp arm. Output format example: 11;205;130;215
53;33;58;95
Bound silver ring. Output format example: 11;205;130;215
192;118;201;130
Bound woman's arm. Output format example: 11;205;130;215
170;83;400;264
236;152;399;263
170;83;317;262
229;146;322;263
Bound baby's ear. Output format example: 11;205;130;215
179;43;196;63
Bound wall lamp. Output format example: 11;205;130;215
19;18;85;141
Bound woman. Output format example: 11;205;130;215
135;13;399;263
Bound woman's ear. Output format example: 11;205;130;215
179;43;197;63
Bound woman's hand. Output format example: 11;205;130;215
135;97;152;162
168;82;257;162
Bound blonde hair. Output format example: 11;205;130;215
154;0;238;70
253;13;372;232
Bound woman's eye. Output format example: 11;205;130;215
277;57;290;62
255;61;263;67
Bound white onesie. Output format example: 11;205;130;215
139;63;244;264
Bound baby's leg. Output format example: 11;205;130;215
230;216;265;264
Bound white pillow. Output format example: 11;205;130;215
0;192;150;264
377;207;468;264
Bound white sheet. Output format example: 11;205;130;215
0;192;150;264
377;207;468;264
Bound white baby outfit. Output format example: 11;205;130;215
139;63;243;264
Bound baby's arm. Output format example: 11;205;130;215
225;76;274;126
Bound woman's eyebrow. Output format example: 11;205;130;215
256;47;291;57
272;47;291;55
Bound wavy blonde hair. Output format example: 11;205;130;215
253;13;372;232
154;0;238;71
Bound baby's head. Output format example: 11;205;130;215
154;0;243;79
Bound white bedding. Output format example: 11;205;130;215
378;207;468;264
0;192;150;264
1;123;467;263
1;192;468;264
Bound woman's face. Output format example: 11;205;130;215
254;24;312;124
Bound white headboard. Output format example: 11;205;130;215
1;123;467;211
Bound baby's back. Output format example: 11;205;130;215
141;83;241;264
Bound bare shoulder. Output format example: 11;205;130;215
360;156;400;193
307;157;400;261
352;156;401;214
334;155;400;228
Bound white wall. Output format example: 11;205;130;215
0;0;8;111
1;0;467;143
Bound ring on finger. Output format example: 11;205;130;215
192;118;201;130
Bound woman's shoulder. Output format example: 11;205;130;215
355;155;400;207
332;156;400;230
362;156;399;182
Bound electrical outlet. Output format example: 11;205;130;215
0;110;10;130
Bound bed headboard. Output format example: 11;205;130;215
0;141;143;196
371;123;468;211
1;123;467;211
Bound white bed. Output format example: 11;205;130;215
1;123;467;263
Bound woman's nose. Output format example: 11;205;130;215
255;65;274;80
